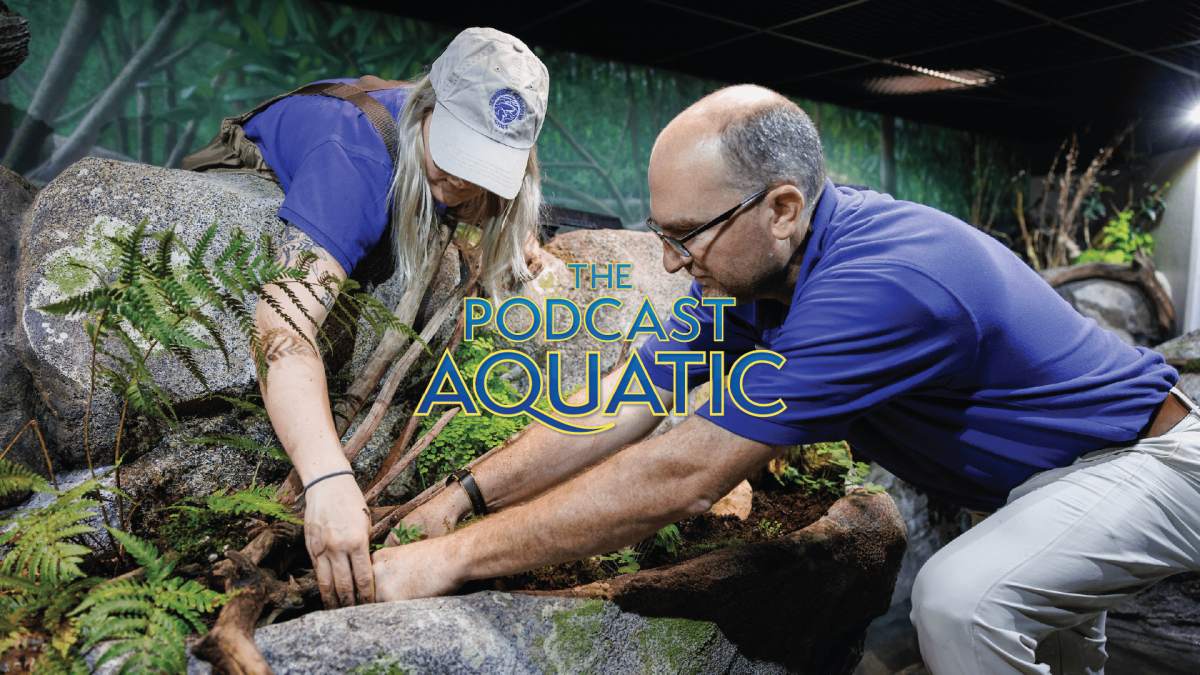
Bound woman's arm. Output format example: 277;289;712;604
255;224;374;608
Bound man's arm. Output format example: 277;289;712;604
397;365;673;539
255;224;375;608
373;412;780;601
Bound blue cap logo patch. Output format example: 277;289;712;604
490;89;526;130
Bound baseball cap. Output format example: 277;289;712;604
428;27;549;200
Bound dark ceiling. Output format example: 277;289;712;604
340;0;1200;155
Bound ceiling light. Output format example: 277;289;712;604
1189;103;1200;124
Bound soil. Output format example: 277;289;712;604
459;479;839;594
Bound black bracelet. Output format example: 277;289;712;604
301;470;356;496
446;468;487;516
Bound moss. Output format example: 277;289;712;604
528;600;608;674
347;653;410;675
638;617;720;674
42;216;132;298
538;270;558;290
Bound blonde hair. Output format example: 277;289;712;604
388;75;541;299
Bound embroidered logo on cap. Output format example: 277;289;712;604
490;89;526;130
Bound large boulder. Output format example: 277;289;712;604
1051;277;1163;347
18;158;290;469
0;165;43;506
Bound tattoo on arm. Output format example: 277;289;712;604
278;224;334;307
261;327;319;364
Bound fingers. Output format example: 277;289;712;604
315;554;337;609
351;546;375;605
330;555;356;609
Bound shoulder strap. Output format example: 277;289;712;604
236;76;406;167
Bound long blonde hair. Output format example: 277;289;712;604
388;75;541;299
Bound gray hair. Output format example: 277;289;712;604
719;102;826;221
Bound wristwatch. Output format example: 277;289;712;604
446;468;488;516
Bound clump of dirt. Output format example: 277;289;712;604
464;481;839;594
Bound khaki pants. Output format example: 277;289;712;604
912;388;1200;674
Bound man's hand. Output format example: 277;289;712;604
303;475;374;607
372;537;464;602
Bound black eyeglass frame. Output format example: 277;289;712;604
646;187;770;259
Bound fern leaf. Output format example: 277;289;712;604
104;527;161;571
37;287;111;317
187;221;220;269
203;484;303;524
207;395;270;419
0;458;53;496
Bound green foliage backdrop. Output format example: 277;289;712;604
6;0;1026;227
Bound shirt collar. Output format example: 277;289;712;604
790;177;839;304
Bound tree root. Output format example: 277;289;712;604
191;523;304;674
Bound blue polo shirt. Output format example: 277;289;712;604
242;80;407;275
639;179;1177;511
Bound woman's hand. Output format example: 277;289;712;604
303;475;375;607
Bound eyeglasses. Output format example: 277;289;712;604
646;187;770;259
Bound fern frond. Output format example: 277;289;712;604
0;458;53;496
207;395;269;419
203;484;303;523
189;433;290;463
112;219;148;286
38;286;113;318
188;221;220;268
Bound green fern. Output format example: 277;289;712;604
160;485;301;562
73;528;226;674
202;485;302;524
0;470;105;668
0;458;53;497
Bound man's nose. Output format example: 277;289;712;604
661;241;689;274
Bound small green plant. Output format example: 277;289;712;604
0;460;227;673
414;333;553;485
652;524;682;556
597;548;641;574
160;485;302;561
773;442;884;496
757;520;784;538
1074;209;1155;264
389;522;425;544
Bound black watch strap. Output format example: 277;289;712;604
446;468;488;516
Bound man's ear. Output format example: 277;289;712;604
768;185;804;241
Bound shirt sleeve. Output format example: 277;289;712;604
696;262;980;446
275;139;392;275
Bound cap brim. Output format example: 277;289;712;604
429;103;528;201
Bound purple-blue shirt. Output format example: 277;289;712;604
639;179;1177;511
242;80;407;275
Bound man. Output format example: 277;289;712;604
373;85;1199;675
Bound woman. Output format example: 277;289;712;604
224;27;548;609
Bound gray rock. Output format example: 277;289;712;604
175;593;785;675
1052;278;1162;347
0;165;43;507
19;158;290;469
1105;572;1200;674
1155;329;1200;363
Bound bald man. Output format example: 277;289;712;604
373;85;1200;675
